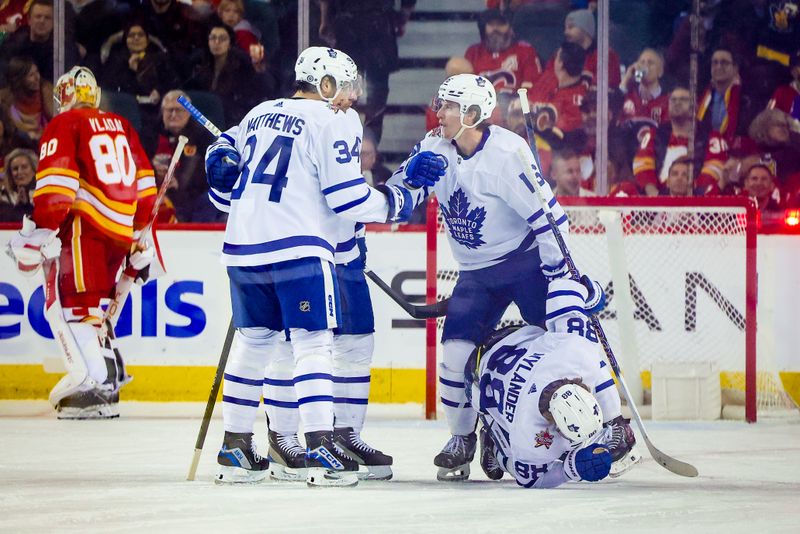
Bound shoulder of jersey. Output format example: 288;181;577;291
487;125;528;153
422;128;451;148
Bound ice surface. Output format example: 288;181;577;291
1;404;799;533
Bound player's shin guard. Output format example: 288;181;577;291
263;337;298;433
440;340;478;435
290;329;335;433
332;334;372;431
221;328;273;433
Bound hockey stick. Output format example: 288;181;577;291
364;268;449;319
104;135;188;328
516;89;698;478
178;95;222;137
187;318;235;481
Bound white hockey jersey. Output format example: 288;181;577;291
389;125;569;271
473;280;621;488
209;99;389;267
333;221;365;265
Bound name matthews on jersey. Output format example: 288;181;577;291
246;112;306;135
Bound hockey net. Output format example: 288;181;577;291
425;197;797;422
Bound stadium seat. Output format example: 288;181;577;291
99;91;142;131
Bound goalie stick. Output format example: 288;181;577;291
516;88;698;478
187;318;235;481
103;135;188;329
176;98;451;321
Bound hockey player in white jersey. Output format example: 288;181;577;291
466;278;641;488
387;73;601;481
205;46;443;486
263;221;393;481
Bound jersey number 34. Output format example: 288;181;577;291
232;134;294;202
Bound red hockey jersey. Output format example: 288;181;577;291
32;107;156;244
465;40;542;93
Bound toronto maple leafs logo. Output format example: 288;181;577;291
441;189;486;249
534;429;554;449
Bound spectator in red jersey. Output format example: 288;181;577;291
465;9;542;95
0;0;31;34
216;0;268;74
740;155;783;214
536;8;620;91
633;87;728;197
767;51;800;121
527;42;587;136
425;56;474;132
0;147;36;222
0;57;53;145
620;48;669;126
663;156;707;197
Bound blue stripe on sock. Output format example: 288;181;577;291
223;373;263;386
333;397;369;404
222;395;260;407
294;373;333;383
297;395;334;405
332;375;371;384
263;377;294;386
262;398;299;408
440;397;461;408
439;377;465;388
596;379;616;393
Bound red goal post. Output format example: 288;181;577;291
425;196;764;421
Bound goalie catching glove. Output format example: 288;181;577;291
7;216;61;276
403;151;447;189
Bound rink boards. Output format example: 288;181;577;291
0;228;798;404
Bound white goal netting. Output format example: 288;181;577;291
426;197;797;420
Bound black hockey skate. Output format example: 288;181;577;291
333;427;393;481
216;431;269;484
267;430;308;482
305;430;359;487
605;416;642;477
479;427;504;481
56;388;119;420
434;433;477;482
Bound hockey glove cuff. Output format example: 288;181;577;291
403;151;446;189
581;275;606;314
378;184;413;223
205;143;241;192
541;259;569;282
7;216;61;276
564;445;612;482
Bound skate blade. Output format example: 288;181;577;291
268;462;308;482
215;465;269;485
609;444;643;478
306;467;359;487
57;404;119;420
436;464;470;482
357;465;393;481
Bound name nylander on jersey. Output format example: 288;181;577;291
209;99;389;267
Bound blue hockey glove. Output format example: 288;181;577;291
205;144;241;192
541;260;569;282
378;184;413;223
581;275;606;314
404;151;446;189
564;445;612;482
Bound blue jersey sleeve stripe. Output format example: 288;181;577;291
333;397;369;404
223;373;263;386
263;377;294;387
531;213;569;236
331;375;371;384
595;378;616;393
222;395;260;407
220;132;236;146
542;259;567;273
526;197;559;223
209;188;231;205
440;397;462;408
332;189;371;214
223;235;335;255
335;237;357;253
322;177;366;195
293;373;333;383
545;305;587;320
262;398;299;408
547;289;584;300
439;376;465;388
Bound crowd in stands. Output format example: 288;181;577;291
0;0;799;224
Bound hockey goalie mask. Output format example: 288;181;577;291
432;74;496;139
295;47;362;108
54;66;101;114
546;383;603;443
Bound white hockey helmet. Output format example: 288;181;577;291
433;74;497;126
295;46;361;102
54;66;101;114
547;383;603;443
